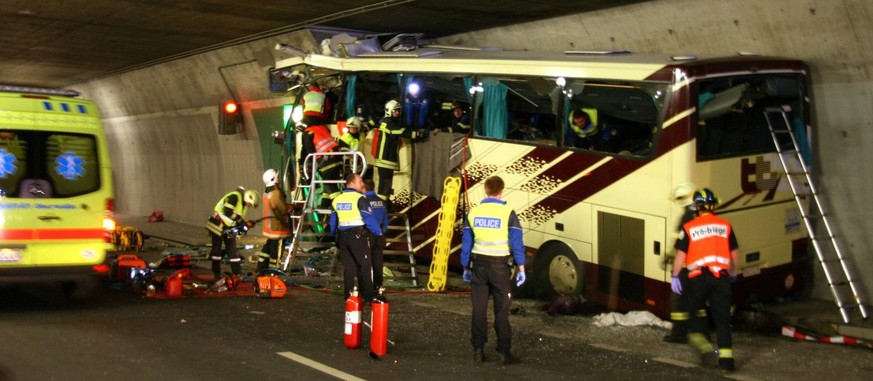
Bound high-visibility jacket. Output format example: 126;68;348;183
338;132;361;152
205;190;247;236
332;191;366;228
374;116;416;170
682;213;733;278
468;202;513;256
304;125;339;156
302;87;329;118
262;186;291;239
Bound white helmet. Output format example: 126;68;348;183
346;116;363;129
262;169;278;187
243;190;260;208
384;100;401;117
671;182;697;207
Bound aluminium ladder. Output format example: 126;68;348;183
764;106;868;323
280;151;367;273
382;213;419;286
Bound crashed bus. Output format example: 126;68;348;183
271;45;812;317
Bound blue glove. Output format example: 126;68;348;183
516;271;526;287
671;276;682;295
462;270;472;283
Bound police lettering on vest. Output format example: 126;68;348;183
337;202;353;211
473;217;502;229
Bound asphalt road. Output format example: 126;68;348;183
1;242;872;381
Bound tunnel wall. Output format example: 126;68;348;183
73;0;873;303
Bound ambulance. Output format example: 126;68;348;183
0;85;115;297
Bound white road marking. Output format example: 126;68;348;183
650;356;696;368
277;351;367;381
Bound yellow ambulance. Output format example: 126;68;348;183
0;85;114;297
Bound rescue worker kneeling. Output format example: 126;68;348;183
329;173;383;303
205;187;259;279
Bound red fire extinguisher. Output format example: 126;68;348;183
369;288;389;358
344;288;362;349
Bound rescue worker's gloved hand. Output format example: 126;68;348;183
671;276;682;295
462;270;473;283
246;220;255;229
515;271;526;287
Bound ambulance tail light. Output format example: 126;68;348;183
103;198;116;242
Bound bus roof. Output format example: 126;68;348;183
274;48;805;82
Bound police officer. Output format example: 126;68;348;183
362;178;389;290
672;188;739;372
328;173;383;302
258;169;291;271
460;176;526;365
373;99;427;202
205;187;259;279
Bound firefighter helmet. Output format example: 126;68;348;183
262;169;278;187
346;116;363;129
384;100;401;117
243;190;260;208
692;188;719;211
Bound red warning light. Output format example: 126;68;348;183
224;101;239;114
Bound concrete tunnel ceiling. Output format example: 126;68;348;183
1;0;649;89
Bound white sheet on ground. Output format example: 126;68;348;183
592;311;672;329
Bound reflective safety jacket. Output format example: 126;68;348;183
374;116;417;170
206;190;248;236
304;125;339;156
302;87;329;118
328;189;383;235
680;212;736;278
338;132;361;152
262;185;291;239
460;198;525;268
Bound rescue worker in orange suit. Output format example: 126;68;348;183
328;173;383;302
672;188;739;372
664;183;710;344
258;169;291;271
299;86;341;203
205;188;259;279
372;99;427;202
362;178;389;291
460;176;526;365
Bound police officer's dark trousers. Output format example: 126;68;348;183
370;234;385;289
210;232;242;276
470;255;513;355
337;228;375;301
686;270;733;368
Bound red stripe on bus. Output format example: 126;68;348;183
0;228;105;240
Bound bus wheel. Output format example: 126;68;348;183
535;244;584;298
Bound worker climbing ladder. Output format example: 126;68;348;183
281;151;367;273
764;106;869;323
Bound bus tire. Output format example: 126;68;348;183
534;244;584;299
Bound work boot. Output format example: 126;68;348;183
719;358;735;372
473;348;485;363
498;352;520;365
700;351;718;368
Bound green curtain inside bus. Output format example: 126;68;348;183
345;74;357;119
477;77;508;139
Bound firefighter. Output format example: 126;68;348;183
372;99;427;202
460;176;526;365
444;101;471;134
672;188;739;372
205;187;259;279
258;169;291;271
328;173;383;302
362;178;389;291
664;183;709;344
338;116;364;176
299;86;341;204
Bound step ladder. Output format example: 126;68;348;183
764;106;868;323
382;213;419;286
280;151;367;274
